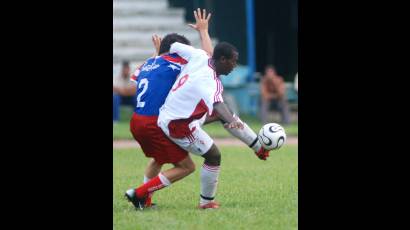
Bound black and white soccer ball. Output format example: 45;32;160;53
258;123;286;150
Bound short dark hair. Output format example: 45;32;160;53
159;33;191;54
122;60;129;67
265;64;276;72
212;42;238;60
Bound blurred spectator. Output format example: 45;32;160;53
260;65;291;125
113;60;137;122
294;72;298;92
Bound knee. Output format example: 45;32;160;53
186;163;196;174
203;145;221;166
180;160;195;175
211;152;221;164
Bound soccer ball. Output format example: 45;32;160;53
258;123;286;150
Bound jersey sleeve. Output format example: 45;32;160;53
170;42;197;61
199;74;224;116
131;63;144;84
213;78;224;104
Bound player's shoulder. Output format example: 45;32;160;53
139;57;155;66
203;58;218;75
189;48;208;60
161;53;187;65
131;60;149;81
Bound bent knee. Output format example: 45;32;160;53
186;163;195;174
178;159;196;175
203;145;221;165
208;152;221;163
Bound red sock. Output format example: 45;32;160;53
145;193;153;206
135;174;169;198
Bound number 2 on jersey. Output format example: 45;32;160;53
136;78;149;108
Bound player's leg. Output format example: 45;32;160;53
135;155;194;195
143;159;162;207
178;122;222;208
128;113;193;210
162;155;196;182
158;118;221;209
144;158;162;180
199;144;221;209
126;155;195;210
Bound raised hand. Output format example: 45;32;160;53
188;8;211;32
151;34;162;56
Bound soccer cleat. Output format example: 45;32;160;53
145;192;153;206
255;147;270;160
125;189;147;211
198;201;220;210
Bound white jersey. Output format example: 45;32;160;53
158;42;223;138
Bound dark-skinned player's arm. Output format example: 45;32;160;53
213;102;243;129
189;9;269;160
188;8;213;56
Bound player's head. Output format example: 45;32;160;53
264;65;277;76
159;33;191;55
121;60;130;77
212;42;238;76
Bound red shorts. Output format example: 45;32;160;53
130;113;188;165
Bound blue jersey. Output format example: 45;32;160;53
132;53;187;116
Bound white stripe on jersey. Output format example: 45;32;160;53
209;59;223;104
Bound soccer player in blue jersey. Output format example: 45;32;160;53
122;9;214;210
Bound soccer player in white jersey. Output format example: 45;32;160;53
121;9;271;211
157;41;271;209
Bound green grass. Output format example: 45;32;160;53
113;106;298;140
113;145;298;230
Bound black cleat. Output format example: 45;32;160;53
125;189;147;211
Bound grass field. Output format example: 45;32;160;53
113;107;298;140
113;145;298;230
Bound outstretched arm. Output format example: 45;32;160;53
188;8;213;56
113;83;136;96
213;102;243;129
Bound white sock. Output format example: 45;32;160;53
200;164;220;205
223;115;262;152
143;175;150;184
158;173;172;186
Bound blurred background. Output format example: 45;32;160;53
113;0;298;139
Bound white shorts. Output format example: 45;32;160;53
158;116;214;156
